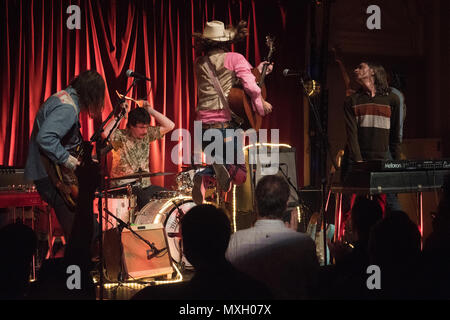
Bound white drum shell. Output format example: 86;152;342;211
134;198;196;268
93;195;137;231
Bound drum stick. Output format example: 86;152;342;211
115;90;145;107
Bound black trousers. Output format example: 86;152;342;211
34;177;99;241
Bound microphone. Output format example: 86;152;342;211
282;69;306;77
146;247;166;260
126;69;151;81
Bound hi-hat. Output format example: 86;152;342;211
108;171;174;181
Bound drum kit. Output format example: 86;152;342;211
94;167;201;269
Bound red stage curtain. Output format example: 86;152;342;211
0;0;308;187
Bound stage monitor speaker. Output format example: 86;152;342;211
103;224;174;281
250;146;298;208
121;224;174;280
231;145;299;231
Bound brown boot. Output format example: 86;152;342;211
192;174;204;205
212;164;232;192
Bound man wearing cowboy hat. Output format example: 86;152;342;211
191;20;273;205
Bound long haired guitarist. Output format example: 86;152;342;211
191;20;273;205
25;70;106;240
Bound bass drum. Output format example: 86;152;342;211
134;197;196;269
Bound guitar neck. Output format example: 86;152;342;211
258;63;270;87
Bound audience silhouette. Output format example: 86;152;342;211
0;222;37;299
133;204;272;300
226;175;319;299
320;196;382;299
368;210;423;299
422;174;450;299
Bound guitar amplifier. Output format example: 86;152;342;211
0;167;35;192
231;145;298;231
249;146;298;208
103;224;174;281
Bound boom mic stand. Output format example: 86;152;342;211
103;208;166;262
278;164;306;224
298;76;338;266
89;79;138;299
170;200;186;269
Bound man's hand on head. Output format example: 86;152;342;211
140;100;153;109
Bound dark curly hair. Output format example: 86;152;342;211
69;70;105;115
362;61;391;96
255;175;290;219
127;107;150;128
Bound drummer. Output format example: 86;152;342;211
102;100;175;210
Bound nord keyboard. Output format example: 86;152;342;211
332;169;450;194
352;159;450;172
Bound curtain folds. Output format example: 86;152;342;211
0;0;308;186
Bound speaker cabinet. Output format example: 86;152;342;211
230;146;299;231
250;146;298;208
103;224;174;281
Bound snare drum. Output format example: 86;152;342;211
93;194;137;230
134;197;196;268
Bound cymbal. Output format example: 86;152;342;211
180;164;208;172
108;171;175;181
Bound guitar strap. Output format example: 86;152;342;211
204;56;244;126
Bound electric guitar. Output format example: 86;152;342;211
228;35;275;131
40;141;93;211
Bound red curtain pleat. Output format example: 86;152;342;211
0;0;308;187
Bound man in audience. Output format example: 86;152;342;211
368;210;423;299
421;174;450;299
322;196;382;299
133;204;271;300
226;175;319;299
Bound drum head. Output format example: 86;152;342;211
133;198;196;268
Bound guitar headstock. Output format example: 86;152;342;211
265;36;275;62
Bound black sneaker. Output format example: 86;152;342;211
192;174;204;205
212;164;232;192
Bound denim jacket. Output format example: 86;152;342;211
25;86;82;181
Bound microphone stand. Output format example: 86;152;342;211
103;208;164;259
278;164;306;215
171;200;186;269
89;79;138;299
298;76;338;266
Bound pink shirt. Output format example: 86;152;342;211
197;52;264;124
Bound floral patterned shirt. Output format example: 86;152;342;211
110;126;161;188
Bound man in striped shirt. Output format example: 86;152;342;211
343;62;401;165
341;62;402;226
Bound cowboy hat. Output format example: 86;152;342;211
192;20;236;42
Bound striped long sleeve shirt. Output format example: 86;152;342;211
344;90;401;162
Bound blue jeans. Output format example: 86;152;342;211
198;127;246;183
